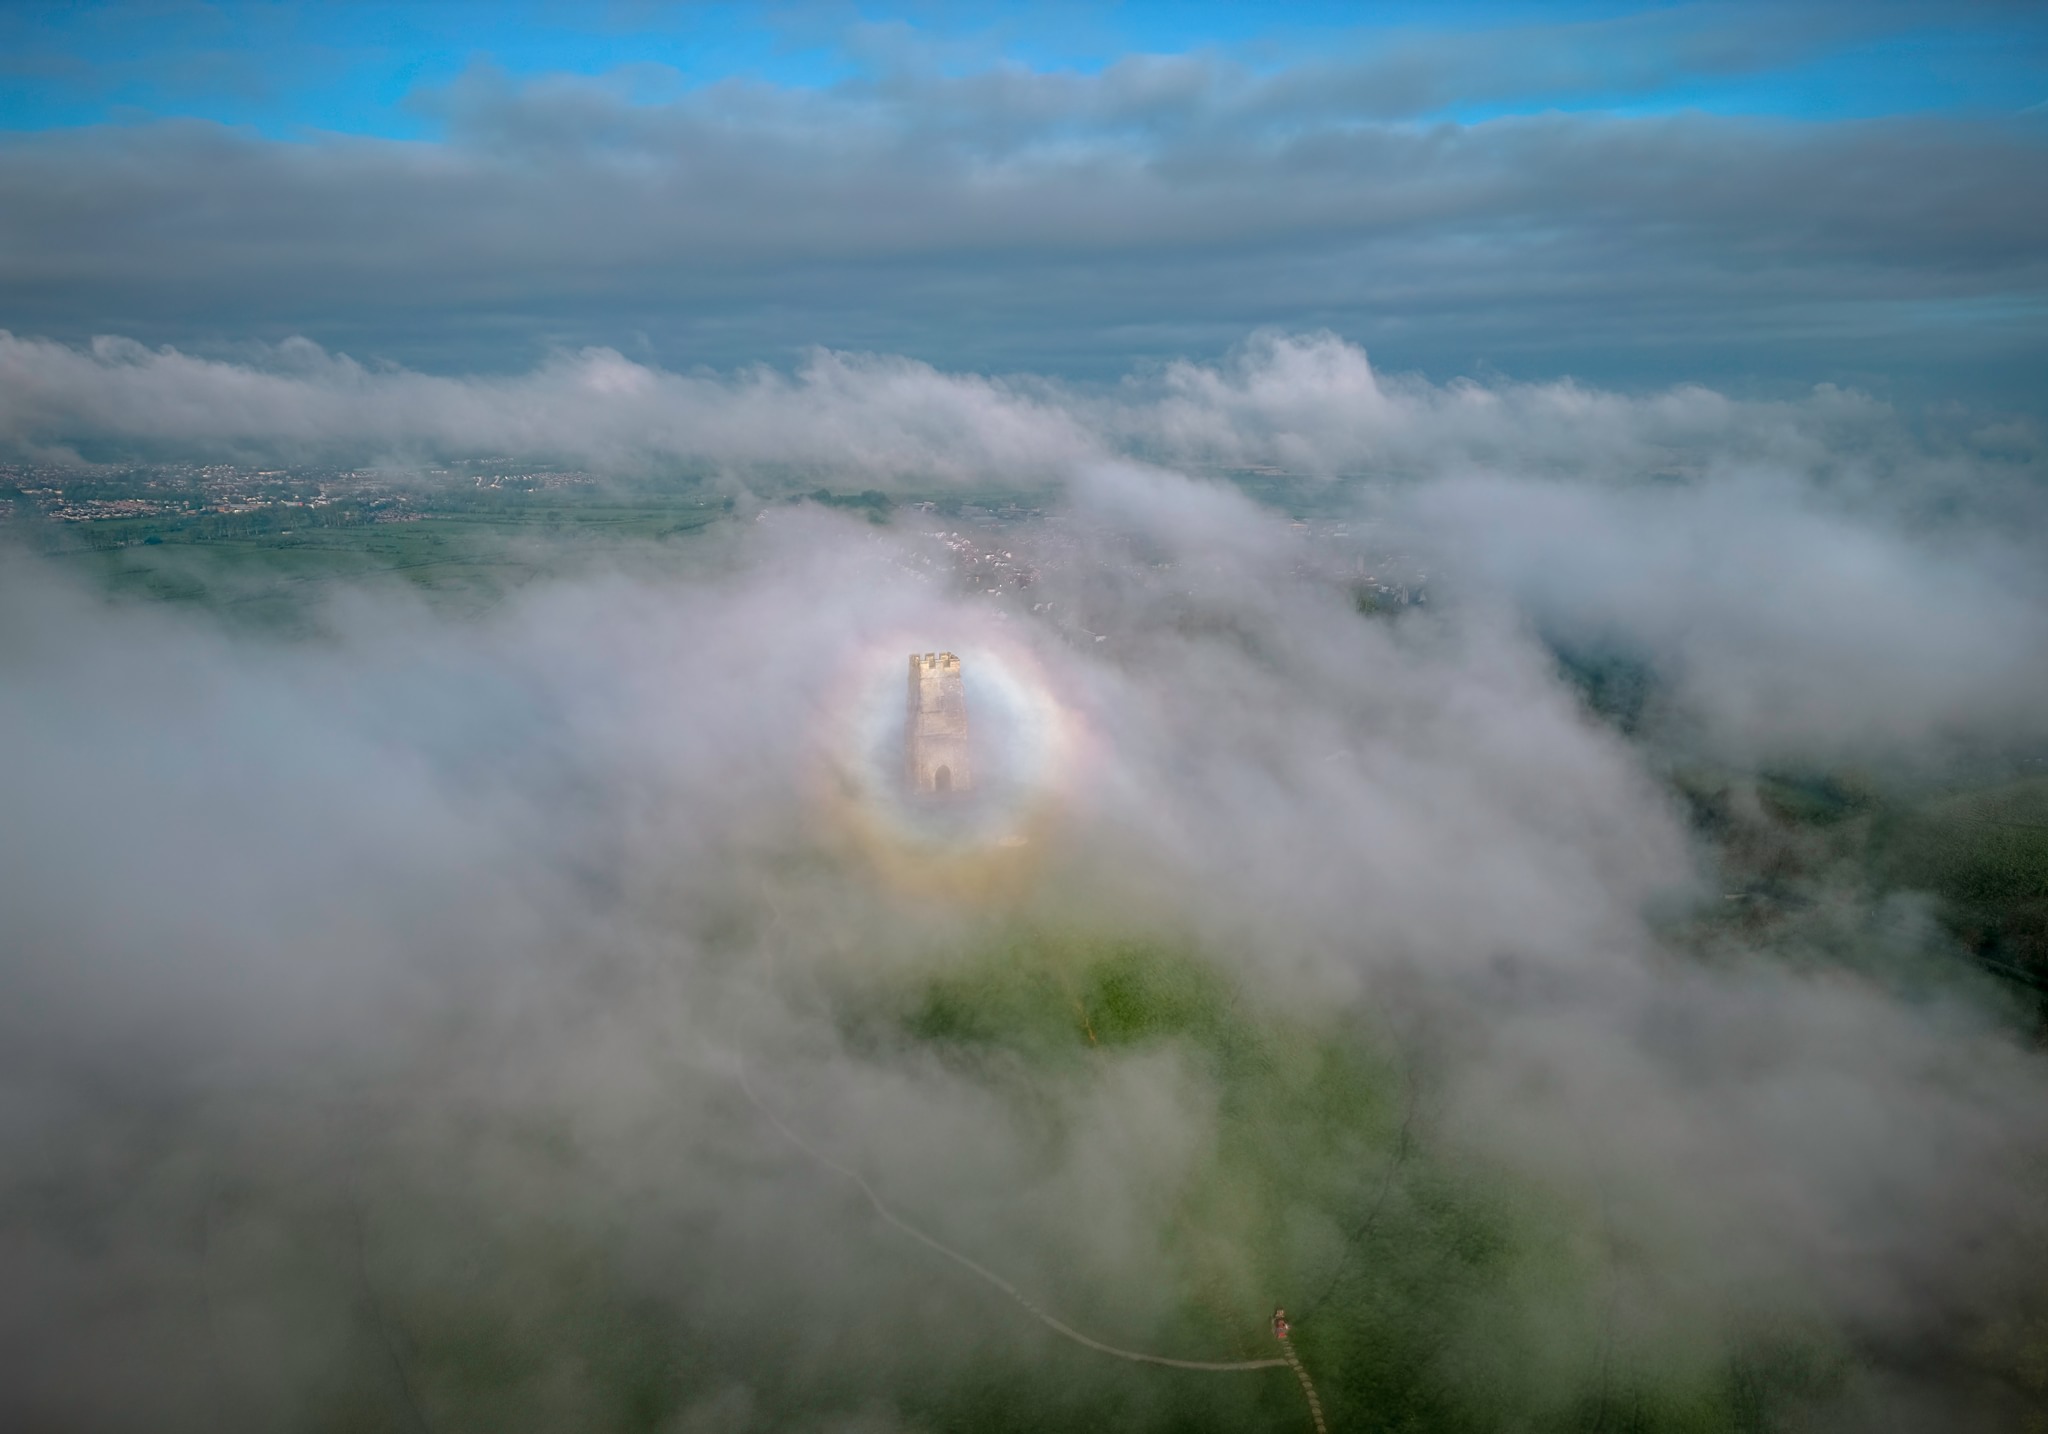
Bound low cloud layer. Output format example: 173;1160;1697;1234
7;329;2045;766
10;328;2043;487
3;361;2048;1424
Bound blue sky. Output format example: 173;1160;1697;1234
1;1;2045;401
4;1;2043;136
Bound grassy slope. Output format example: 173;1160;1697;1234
178;929;1848;1434
865;933;1846;1434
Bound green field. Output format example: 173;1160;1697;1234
3;476;1066;629
10;487;737;627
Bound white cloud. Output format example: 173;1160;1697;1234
7;328;2042;761
0;436;2043;1424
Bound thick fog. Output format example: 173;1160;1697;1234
2;340;2046;1430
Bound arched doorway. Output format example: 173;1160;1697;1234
934;765;952;793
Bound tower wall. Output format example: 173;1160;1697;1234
905;651;973;794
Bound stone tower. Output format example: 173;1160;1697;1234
906;652;973;795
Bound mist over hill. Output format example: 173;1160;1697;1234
2;334;2045;1431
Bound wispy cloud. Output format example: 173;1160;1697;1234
5;328;2043;763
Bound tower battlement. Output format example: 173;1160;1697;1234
906;651;972;795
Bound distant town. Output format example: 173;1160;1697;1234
2;460;1431;626
0;459;599;529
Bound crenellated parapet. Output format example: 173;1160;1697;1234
905;651;973;794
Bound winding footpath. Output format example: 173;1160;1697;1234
735;1054;1331;1429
